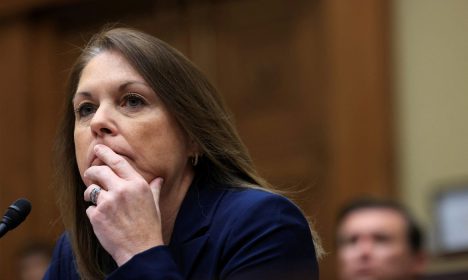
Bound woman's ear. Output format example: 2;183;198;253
188;139;202;158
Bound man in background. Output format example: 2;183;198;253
17;242;52;280
336;198;426;280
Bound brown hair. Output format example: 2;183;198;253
54;27;321;279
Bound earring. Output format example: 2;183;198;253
191;154;199;166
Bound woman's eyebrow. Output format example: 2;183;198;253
119;81;150;91
73;91;92;102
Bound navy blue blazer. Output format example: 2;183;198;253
44;179;319;279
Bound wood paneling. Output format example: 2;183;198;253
320;0;394;278
27;20;63;240
0;1;393;279
0;21;38;280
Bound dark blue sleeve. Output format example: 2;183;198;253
106;245;184;280
220;193;319;280
43;233;80;280
44;234;184;280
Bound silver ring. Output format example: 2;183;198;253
90;186;101;205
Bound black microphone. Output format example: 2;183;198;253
0;198;31;238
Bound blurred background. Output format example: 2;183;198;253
0;0;467;279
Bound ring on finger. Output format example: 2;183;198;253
90;186;101;205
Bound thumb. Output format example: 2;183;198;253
149;177;164;205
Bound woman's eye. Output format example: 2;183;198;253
75;103;96;118
124;93;146;108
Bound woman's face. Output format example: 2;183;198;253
73;50;194;188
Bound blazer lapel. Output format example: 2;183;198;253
169;177;226;277
177;234;209;278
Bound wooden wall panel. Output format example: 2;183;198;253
0;21;36;280
0;20;65;280
0;0;73;18
27;21;63;240
212;2;326;225
320;0;394;278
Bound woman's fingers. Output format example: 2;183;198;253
84;176;164;266
84;144;147;191
82;145;165;265
94;144;140;180
83;165;117;190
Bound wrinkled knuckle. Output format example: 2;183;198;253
102;165;113;175
109;157;124;168
113;187;127;199
86;208;97;220
134;179;147;190
98;199;111;211
84;166;98;177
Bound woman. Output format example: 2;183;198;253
45;27;320;280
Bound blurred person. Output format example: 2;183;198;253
336;198;426;280
17;242;52;280
43;27;320;279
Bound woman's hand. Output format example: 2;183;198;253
83;144;164;266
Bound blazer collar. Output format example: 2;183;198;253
168;177;228;277
169;176;227;245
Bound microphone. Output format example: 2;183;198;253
0;198;32;238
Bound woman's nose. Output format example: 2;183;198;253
89;104;117;136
